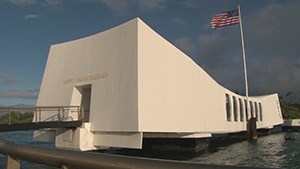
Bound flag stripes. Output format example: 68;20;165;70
211;9;239;29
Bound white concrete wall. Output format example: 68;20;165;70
55;123;96;151
137;18;283;134
37;19;139;132
220;91;283;133
137;19;227;133
35;18;283;150
256;94;283;128
35;19;140;148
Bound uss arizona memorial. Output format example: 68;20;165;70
34;18;283;151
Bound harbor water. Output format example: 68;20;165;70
0;131;300;169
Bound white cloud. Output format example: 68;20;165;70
0;73;20;84
247;1;300;56
5;0;61;7
78;0;168;16
0;88;39;100
138;0;167;11
194;2;300;102
78;0;132;16
5;0;37;6
198;33;240;68
181;0;205;8
242;1;300;99
248;58;300;95
172;18;185;25
24;14;42;20
44;0;60;6
174;37;197;56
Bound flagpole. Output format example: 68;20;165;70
238;5;250;119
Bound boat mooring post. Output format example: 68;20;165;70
249;117;258;140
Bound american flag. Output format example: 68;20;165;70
211;9;239;29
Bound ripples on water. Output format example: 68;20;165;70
0;131;57;169
191;133;300;169
0;131;300;169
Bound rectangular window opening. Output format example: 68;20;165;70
239;98;244;122
233;96;238;122
259;103;263;121
226;94;231;122
244;100;249;121
250;101;254;118
255;102;258;121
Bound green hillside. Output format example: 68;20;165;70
280;99;300;119
0;112;33;124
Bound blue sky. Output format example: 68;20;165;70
0;0;299;105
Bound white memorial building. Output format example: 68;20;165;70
34;18;283;151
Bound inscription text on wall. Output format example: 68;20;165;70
63;72;108;85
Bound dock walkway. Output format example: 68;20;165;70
0;106;84;132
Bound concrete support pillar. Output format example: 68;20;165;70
6;155;20;169
249;117;257;140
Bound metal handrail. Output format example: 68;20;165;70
0;139;278;169
0;106;84;125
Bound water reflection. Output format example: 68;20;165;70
1;131;300;169
105;133;300;168
191;133;300;169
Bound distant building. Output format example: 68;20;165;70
34;18;283;151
